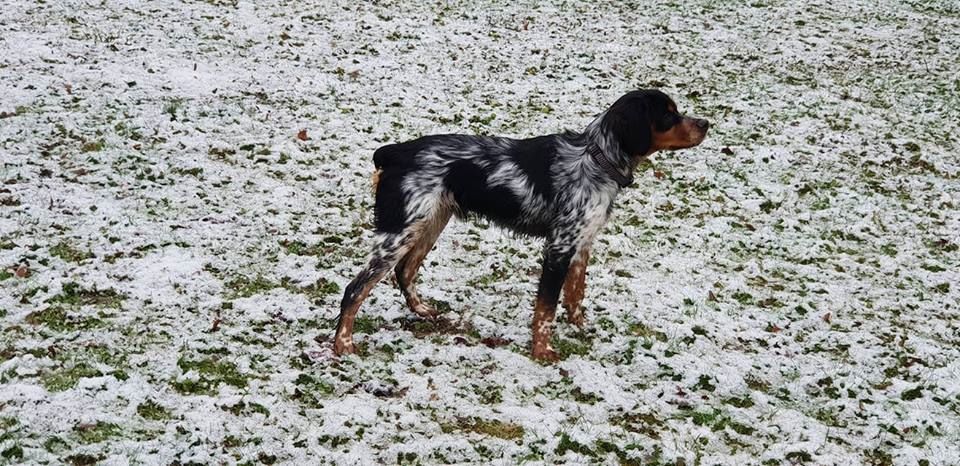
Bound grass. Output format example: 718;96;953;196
612;412;665;440
74;422;121;444
0;445;23;461
224;276;280;298
1;0;958;463
25;307;104;332
172;356;248;394
442;417;524;440
550;334;592;360
41;362;102;392
47;282;125;308
137;400;172;421
49;242;93;263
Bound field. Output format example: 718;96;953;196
1;0;959;464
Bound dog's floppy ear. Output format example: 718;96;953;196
602;97;652;157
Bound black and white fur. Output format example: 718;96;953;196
333;89;709;361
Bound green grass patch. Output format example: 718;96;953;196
42;436;69;454
692;374;717;392
724;395;755;408
901;385;923;401
80;140;105;152
0;445;23;461
64;453;104;465
353;315;386;334
50;241;93;263
173;356;248;394
684;408;755;435
550;335;593;359
629;322;668;342
291;277;340;301
41;362;103;392
74;421;121;444
279;239;328;256
25;307;105;332
225;276;279;298
555;432;594;457
173;167;203;177
222;400;270;417
292;373;335;408
731;291;754;305
613;412;664;439
442;417;524;440
137;400;172;420
47;282;125;307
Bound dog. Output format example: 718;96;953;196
333;89;709;361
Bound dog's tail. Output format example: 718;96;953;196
372;139;429;193
371;145;396;195
372;144;397;170
371;142;412;194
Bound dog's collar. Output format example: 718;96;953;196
586;143;633;188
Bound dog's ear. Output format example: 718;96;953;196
602;98;652;157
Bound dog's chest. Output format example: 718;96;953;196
579;190;615;242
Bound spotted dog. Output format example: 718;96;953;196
334;89;709;361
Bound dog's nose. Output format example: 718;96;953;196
696;119;710;130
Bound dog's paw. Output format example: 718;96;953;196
411;302;440;319
333;338;356;356
532;346;560;363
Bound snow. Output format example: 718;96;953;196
1;0;959;464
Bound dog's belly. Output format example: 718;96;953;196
450;183;551;237
442;159;552;237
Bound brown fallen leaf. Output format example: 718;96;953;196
822;313;832;324
297;129;309;141
15;264;30;278
653;170;666;180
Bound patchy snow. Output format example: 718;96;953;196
2;0;959;464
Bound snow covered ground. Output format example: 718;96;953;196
1;0;959;464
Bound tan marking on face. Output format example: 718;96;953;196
651;117;707;152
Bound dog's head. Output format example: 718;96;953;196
601;89;709;157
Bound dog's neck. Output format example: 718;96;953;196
584;111;635;188
586;143;633;188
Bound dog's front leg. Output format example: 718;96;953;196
562;247;590;327
531;242;575;362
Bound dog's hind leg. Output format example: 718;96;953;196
334;232;416;355
395;208;452;318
